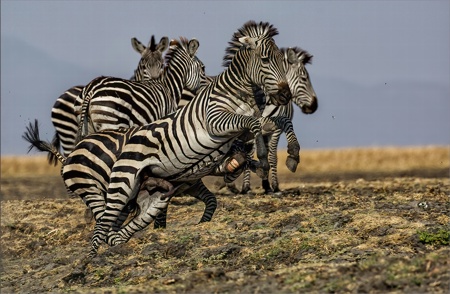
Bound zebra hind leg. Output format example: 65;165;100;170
107;179;182;246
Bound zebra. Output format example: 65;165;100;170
74;37;206;143
226;47;318;194
23;21;295;260
49;35;169;160
88;20;295;259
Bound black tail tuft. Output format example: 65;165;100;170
22;119;65;166
22;119;42;154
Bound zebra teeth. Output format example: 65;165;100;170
226;158;241;173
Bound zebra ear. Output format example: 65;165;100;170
286;48;298;65
187;39;200;57
299;51;313;65
157;36;170;53
238;36;257;49
131;37;146;54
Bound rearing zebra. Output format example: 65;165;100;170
237;46;318;194
74;37;206;143
49;35;169;161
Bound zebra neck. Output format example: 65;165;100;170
214;62;256;104
160;61;188;105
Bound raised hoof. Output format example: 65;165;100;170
286;156;299;173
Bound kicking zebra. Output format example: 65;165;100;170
74;37;206;143
50;35;169;160
231;47;318;194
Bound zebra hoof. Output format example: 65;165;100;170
286;156;299;173
240;185;251;194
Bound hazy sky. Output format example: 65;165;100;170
1;1;449;155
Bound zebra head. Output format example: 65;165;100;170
131;35;169;81
164;37;206;95
283;47;318;114
223;21;292;107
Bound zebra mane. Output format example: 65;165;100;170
164;37;190;65
281;47;313;65
222;21;279;67
149;35;157;51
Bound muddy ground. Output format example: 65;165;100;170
1;170;449;293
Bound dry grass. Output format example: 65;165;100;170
1;177;449;293
1;146;449;293
2;145;448;178
278;145;449;175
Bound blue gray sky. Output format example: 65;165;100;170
1;1;449;156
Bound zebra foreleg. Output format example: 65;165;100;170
266;129;282;193
267;115;300;173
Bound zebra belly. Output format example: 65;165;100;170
143;143;231;182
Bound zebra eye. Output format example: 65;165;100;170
261;57;270;64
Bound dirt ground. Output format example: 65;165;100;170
1;153;449;293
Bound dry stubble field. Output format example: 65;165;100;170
1;146;449;293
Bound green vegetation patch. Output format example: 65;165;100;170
418;228;450;246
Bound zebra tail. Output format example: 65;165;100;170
75;91;92;144
22;119;66;166
50;131;63;165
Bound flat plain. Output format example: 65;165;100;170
1;146;449;293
